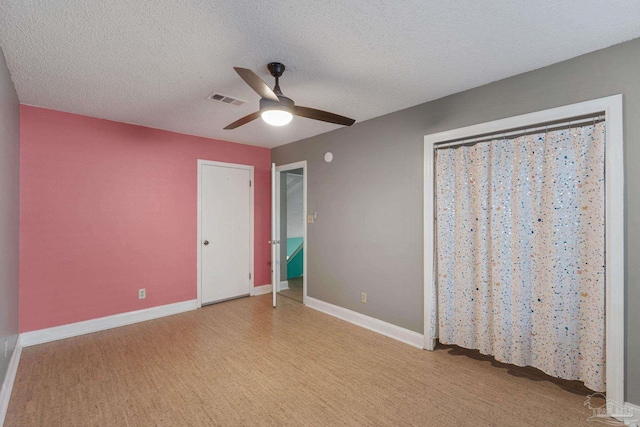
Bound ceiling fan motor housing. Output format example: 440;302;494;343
260;95;294;114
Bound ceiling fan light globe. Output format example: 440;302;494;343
261;109;293;126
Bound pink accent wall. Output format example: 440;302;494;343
19;105;271;332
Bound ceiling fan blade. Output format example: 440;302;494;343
233;67;279;102
224;111;262;130
293;106;355;126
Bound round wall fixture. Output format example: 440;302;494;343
324;152;333;163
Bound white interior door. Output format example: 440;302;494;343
201;163;252;304
271;163;278;307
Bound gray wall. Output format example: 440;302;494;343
286;173;304;238
272;38;640;404
0;46;20;391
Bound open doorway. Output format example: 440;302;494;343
274;162;307;305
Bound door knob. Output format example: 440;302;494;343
203;240;209;245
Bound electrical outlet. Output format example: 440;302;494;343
361;293;367;303
138;288;146;299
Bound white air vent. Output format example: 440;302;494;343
207;92;247;107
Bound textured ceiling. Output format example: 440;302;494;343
1;1;639;148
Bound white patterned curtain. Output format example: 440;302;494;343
435;122;605;392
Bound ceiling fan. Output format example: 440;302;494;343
224;62;355;130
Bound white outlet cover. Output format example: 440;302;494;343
324;152;333;163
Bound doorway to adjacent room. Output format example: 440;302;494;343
273;161;307;305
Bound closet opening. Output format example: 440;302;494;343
423;95;624;412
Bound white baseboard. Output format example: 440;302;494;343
304;297;424;349
20;299;198;347
250;284;272;296
279;280;289;291
0;336;22;426
618;402;640;426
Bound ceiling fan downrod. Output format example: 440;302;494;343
268;62;286;96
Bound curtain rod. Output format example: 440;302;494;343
434;112;605;150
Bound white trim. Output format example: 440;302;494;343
279;280;289;291
250;284;273;296
302;165;308;304
0;336;21;427
305;297;424;349
423;95;625;407
197;159;255;308
423;120;437;351
271;163;277;307
20;300;198;347
620;402;640;427
604;95;625;408
275;161;308;305
425;97;618;144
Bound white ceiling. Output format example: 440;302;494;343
1;1;639;148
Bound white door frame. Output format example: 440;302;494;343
423;95;625;407
197;159;255;308
275;161;308;304
271;163;277;307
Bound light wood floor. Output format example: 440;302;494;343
6;294;609;426
279;276;303;303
